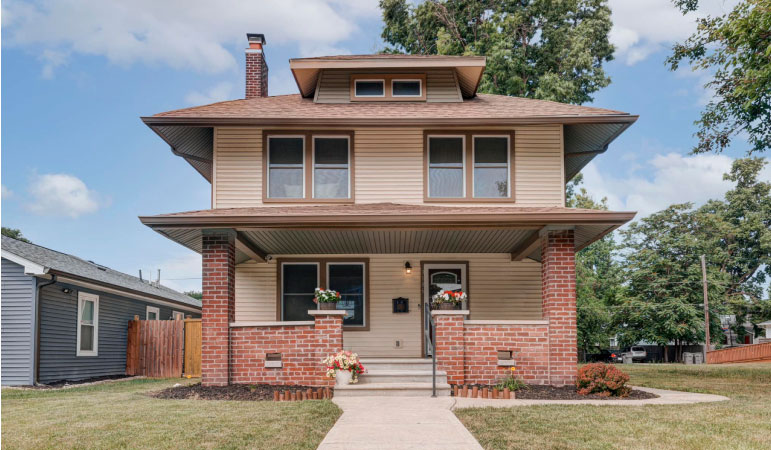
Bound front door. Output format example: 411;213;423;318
423;263;467;356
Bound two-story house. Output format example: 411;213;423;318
140;33;636;395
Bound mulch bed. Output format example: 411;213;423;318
454;384;658;400
151;383;330;401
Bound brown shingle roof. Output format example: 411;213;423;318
147;93;629;122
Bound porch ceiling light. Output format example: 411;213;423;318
404;261;412;274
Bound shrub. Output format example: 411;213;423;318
576;363;631;397
496;366;527;391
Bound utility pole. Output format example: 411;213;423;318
701;255;710;363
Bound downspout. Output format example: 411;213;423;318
34;274;57;385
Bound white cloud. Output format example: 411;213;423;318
27;173;105;218
2;0;380;78
2;185;13;199
185;82;235;105
608;0;740;65
581;153;771;220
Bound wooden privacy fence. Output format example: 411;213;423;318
183;318;202;377
707;342;771;364
126;316;201;378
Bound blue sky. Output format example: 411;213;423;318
2;0;767;292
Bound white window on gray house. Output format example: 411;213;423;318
146;305;160;320
76;292;98;356
172;311;185;321
314;137;350;199
268;136;305;198
327;263;365;327
391;79;422;97
354;79;385;97
428;136;465;198
281;263;319;321
473;136;510;198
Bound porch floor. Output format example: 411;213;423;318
335;358;450;397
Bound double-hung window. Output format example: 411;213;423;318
267;136;305;199
77;292;98;356
279;259;368;329
313;136;350;199
428;136;465;198
473;136;510;198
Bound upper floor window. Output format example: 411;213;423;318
351;74;426;102
425;132;514;202
264;132;354;202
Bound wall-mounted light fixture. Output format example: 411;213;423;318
61;288;72;294
404;261;412;274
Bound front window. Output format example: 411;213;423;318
268;136;305;198
281;263;319;321
77;292;98;356
473;136;510;198
314;137;350;199
354;80;385;97
428;136;465;198
328;263;365;327
146;306;160;320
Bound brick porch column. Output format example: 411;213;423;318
201;229;236;386
432;310;469;385
541;229;578;386
309;310;346;385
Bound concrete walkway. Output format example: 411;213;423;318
452;385;729;408
318;396;483;450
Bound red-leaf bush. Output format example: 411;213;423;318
576;363;631;397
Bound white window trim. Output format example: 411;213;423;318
312;135;351;199
353;79;386;98
326;262;366;328
427;135;466;199
172;311;185;321
146;305;160;320
76;292;99;357
391;79;423;97
280;262;320;321
267;135;306;199
472;135;511;198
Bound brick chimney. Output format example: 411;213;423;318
245;33;268;99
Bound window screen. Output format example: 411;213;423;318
428;137;464;198
268;137;304;198
282;264;318;321
314;137;349;199
328;263;365;326
392;80;421;96
355;80;384;97
473;137;509;198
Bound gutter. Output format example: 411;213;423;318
34;274;57;385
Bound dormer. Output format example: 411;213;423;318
289;55;486;103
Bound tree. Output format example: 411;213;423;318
567;175;622;358
2;227;31;243
184;291;203;301
667;0;771;154
379;0;615;104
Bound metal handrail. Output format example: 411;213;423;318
425;303;437;397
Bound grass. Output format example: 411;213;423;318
1;378;341;449
455;363;771;450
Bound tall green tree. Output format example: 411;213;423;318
668;0;771;154
1;227;31;243
379;0;615;104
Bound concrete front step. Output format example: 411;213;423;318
334;382;452;397
357;370;448;385
359;358;434;371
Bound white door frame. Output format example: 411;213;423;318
422;263;468;356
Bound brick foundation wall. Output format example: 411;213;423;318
464;324;550;385
201;229;236;387
230;314;343;386
433;314;465;384
541;229;578;386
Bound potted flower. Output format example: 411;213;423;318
431;290;467;310
323;350;365;385
314;288;341;310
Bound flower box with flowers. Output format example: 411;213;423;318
431;290;467;310
314;288;341;310
323;350;365;385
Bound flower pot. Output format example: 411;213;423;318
335;369;353;386
439;303;457;310
319;302;338;310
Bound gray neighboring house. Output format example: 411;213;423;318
1;236;201;386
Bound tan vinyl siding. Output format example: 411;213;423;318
234;253;542;357
315;68;462;103
212;125;565;208
213;127;262;208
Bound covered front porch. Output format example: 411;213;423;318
140;203;633;387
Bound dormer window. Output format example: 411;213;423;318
350;74;427;101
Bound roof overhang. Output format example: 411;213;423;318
289;56;487;98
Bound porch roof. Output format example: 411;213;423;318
139;203;635;263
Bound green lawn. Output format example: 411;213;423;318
455;363;771;450
1;378;341;449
